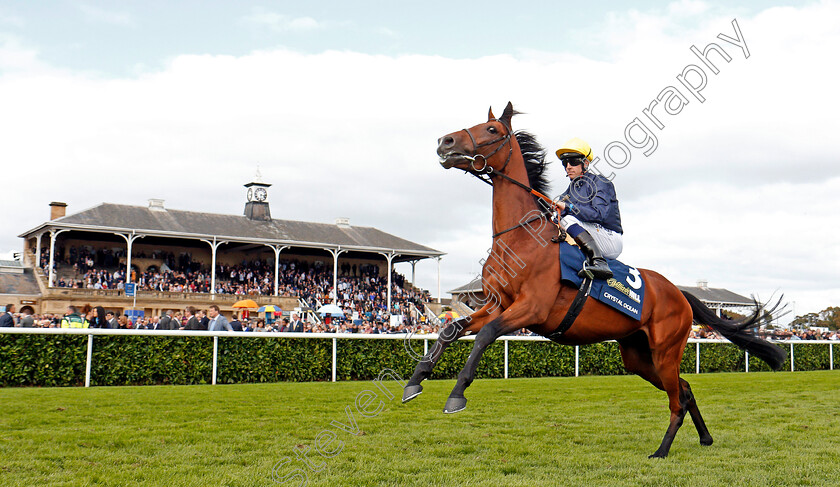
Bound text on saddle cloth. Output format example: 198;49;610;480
558;242;645;321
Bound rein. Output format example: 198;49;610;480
460;120;565;238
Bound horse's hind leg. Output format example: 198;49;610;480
619;333;695;458
680;378;713;446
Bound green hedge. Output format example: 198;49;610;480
0;335;837;387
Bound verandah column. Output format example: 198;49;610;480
376;251;398;315
327;247;347;301
200;238;228;298
265;244;289;297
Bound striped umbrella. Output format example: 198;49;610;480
258;305;282;313
438;311;460;320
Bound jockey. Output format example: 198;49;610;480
554;137;623;280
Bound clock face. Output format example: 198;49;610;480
254;187;268;201
247;188;254;201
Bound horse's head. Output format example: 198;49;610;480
437;102;516;174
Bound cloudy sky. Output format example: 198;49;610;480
1;1;838;322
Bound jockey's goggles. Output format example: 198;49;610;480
561;156;586;168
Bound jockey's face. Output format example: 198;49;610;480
564;159;587;180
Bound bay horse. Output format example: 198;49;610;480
402;102;785;458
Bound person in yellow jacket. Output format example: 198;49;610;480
60;305;89;328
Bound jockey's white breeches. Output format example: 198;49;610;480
559;215;624;260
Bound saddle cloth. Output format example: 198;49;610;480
558;242;645;321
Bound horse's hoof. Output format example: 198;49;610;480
402;385;423;403
443;396;467;414
648;452;667;459
700;437;713;446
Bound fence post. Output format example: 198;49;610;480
212;336;218;385
830;343;834;371
332;337;337;383
575;345;579;377
424;339;428;357
504;339;509;379
790;342;795;372
695;342;700;374
745;351;749;373
85;334;93;388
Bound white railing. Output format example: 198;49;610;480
0;328;835;387
423;304;442;328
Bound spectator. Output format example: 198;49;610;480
90;306;108;328
0;304;15;327
106;311;119;329
207;305;233;331
197;309;210;330
159;310;174;330
182;306;202;330
19;307;35;328
61;305;89;328
229;312;243;331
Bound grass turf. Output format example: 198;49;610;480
0;371;838;486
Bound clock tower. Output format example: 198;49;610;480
244;169;272;221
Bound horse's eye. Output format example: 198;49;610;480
487;126;497;134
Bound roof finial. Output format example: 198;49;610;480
254;165;263;183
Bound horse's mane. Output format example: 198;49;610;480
514;130;551;200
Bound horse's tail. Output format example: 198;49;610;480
681;291;786;370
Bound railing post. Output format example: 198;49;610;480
745;351;749;373
424;339;428;356
85;334;93;388
332;337;337;382
790;342;795;372
574;345;579;377
504;339;509;379
212;336;218;385
830;343;834;371
696;341;700;374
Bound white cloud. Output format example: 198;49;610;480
0;12;24;28
0;35;48;72
1;1;839;321
78;4;133;26
241;10;328;32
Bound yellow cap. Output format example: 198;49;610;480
555;137;593;162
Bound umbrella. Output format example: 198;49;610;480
258;305;282;313
232;299;259;309
438;311;460;320
317;304;345;317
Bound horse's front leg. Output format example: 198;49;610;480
402;305;497;403
444;302;540;413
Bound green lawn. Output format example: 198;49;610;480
1;371;838;486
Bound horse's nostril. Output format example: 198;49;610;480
442;136;454;147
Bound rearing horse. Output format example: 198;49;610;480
402;102;785;458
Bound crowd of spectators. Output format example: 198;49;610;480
688;326;840;340
38;246;431;315
7;302;840;340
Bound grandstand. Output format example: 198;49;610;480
2;177;444;321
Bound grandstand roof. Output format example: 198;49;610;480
19;203;443;260
675;285;754;306
449;277;482;294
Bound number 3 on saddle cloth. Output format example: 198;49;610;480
559;242;645;321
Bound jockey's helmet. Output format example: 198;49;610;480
555;137;594;162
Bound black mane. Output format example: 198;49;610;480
514;130;551;198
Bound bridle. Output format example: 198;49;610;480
459;118;514;184
458;119;563;239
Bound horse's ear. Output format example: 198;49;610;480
500;101;514;125
488;106;495;121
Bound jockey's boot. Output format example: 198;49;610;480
573;231;613;280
